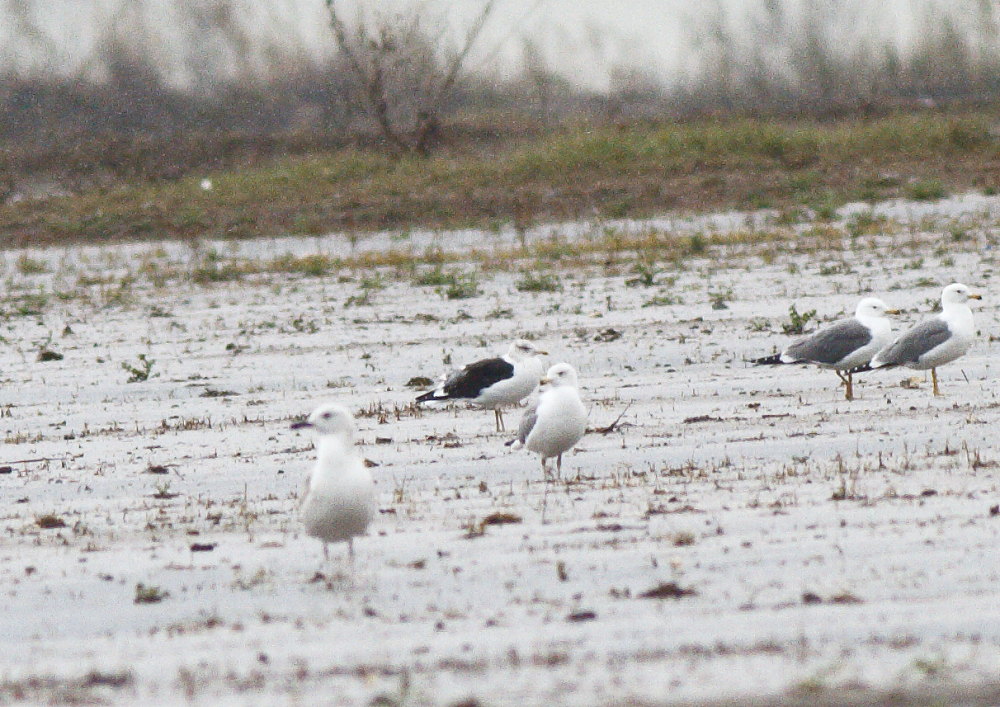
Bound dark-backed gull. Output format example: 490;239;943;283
416;339;546;431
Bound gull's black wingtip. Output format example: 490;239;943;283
415;390;445;403
750;353;784;366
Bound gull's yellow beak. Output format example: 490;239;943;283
969;293;983;300
885;308;902;315
537;350;549;355
539;377;551;385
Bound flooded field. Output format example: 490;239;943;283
1;194;999;705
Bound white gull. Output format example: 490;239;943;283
291;403;375;559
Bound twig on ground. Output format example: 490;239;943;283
593;403;632;434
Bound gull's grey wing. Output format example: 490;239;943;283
875;317;950;366
516;400;539;445
784;318;872;366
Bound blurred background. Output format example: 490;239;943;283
1;0;998;217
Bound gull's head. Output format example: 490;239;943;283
291;403;356;441
941;282;981;307
855;297;899;318
540;362;578;389
508;339;547;360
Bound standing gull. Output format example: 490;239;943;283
753;297;899;400
863;282;981;396
416;339;547;431
509;362;587;478
291;403;375;560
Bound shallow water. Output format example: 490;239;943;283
0;195;999;703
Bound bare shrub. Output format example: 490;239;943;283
325;0;496;155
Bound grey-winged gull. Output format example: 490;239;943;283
863;282;980;396
509;362;587;478
416;339;547;431
291;403;375;559
753;297;898;400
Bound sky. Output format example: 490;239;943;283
0;0;987;92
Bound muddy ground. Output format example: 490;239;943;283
1;195;1000;705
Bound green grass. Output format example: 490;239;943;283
515;271;561;292
0;111;997;248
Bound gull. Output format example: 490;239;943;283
509;362;587;478
753;297;899;400
416;339;547;431
291;403;375;560
863;282;981;396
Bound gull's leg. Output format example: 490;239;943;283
932;368;941;396
323;542;329;561
834;370;855;401
494;408;505;432
556;453;563;478
348;538;355;563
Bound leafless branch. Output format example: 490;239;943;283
592;402;633;435
325;0;496;156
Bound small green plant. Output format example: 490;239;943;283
270;253;336;277
782;304;817;335
134;583;168;604
122;354;156;383
486;306;514;319
288;316;319;334
10;292;49;317
443;273;480;300
845;210;885;237
359;272;386;291
190;248;247;283
344;289;373;307
626;262;658;287
905;178;946;201
708;288;733;310
818;262;852;276
16;254;49;274
414;267;456;286
515;272;561;293
687;234;707;254
152;481;178;499
642;294;682;308
811;196;839;221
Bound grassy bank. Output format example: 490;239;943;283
2;111;999;248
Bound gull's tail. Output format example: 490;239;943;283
751;353;784;365
415;389;448;403
846;362;884;375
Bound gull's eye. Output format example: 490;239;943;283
322;411;333;419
